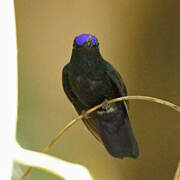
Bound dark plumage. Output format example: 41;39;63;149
62;34;139;158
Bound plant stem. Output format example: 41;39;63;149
21;95;180;179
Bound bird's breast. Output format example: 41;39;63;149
75;75;104;93
68;61;114;107
70;72;110;107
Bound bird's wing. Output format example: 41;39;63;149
99;61;139;158
62;64;103;144
82;117;103;144
103;60;129;108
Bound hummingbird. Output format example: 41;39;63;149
62;33;139;158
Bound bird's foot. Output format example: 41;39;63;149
81;110;90;120
102;99;111;111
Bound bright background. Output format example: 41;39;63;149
15;0;180;180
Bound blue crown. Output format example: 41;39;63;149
75;34;97;46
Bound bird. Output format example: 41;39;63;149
62;33;139;158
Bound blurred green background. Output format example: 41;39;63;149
14;0;180;180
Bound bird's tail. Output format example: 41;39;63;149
96;102;139;159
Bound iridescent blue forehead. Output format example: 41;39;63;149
75;34;97;46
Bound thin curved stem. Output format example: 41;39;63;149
20;116;83;180
21;96;180;179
